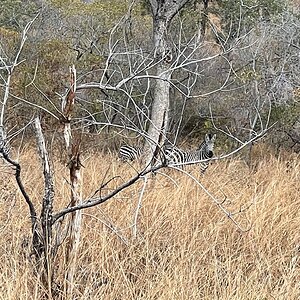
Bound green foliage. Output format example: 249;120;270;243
0;0;39;30
46;0;147;71
49;0;130;26
27;38;72;97
271;102;300;125
238;67;261;83
0;27;19;54
204;119;213;130
1;0;298;152
139;0;151;15
36;39;71;70
215;0;285;38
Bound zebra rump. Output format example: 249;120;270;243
118;145;142;161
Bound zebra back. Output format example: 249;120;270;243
164;133;216;173
118;145;142;161
164;146;186;168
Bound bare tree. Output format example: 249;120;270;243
0;2;283;298
143;0;190;164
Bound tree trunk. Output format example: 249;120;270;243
201;0;209;36
144;0;189;165
61;66;83;295
34;117;55;296
145;24;171;164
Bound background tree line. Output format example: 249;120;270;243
0;0;299;154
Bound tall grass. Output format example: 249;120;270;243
0;145;299;299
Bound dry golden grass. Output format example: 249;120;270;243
0;145;299;299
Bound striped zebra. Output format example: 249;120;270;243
118;145;143;161
118;144;165;164
164;133;216;173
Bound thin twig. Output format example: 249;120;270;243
132;175;148;238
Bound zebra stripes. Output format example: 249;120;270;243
118;145;143;161
0;138;10;158
164;133;216;173
119;133;216;173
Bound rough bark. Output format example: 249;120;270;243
34;117;55;294
61;66;83;295
65;142;82;295
144;0;190;165
201;0;209;36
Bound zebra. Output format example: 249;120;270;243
119;133;216;173
164;133;216;173
118;145;143;161
118;144;165;164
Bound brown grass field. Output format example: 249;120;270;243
0;144;299;299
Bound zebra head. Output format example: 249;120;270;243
203;133;216;158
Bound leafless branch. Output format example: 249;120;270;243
83;213;129;245
52;161;162;224
132;175;148;238
0;14;38;127
168;166;251;232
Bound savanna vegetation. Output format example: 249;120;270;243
0;0;299;299
0;146;299;299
